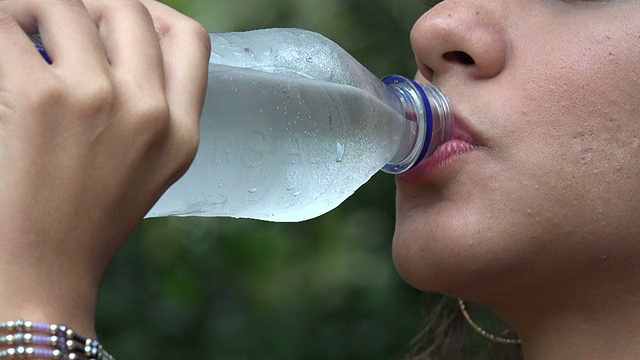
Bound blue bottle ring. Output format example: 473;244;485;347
382;75;434;171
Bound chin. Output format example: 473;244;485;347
392;198;469;294
391;187;529;299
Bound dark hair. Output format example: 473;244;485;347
405;295;523;360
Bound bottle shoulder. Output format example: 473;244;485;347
209;28;372;88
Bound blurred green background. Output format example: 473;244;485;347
97;0;436;359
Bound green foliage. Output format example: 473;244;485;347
97;1;433;358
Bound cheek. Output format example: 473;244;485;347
508;36;640;221
391;157;556;293
392;32;640;294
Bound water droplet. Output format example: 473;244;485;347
336;142;345;162
211;194;228;206
248;188;258;194
293;191;302;197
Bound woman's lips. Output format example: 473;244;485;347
397;118;481;182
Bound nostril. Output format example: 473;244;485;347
443;51;475;65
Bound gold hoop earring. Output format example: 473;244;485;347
457;299;522;345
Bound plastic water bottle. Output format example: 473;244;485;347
146;28;453;222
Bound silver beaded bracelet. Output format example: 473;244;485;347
0;320;115;360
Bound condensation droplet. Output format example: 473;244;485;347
336;142;345;162
211;194;228;206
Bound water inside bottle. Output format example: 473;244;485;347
149;66;406;221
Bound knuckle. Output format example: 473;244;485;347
121;0;153;20
129;97;171;136
30;77;66;109
185;20;211;54
180;124;200;163
74;76;115;115
172;127;200;180
86;0;153;26
28;75;116;119
109;0;152;19
49;0;87;11
160;16;210;54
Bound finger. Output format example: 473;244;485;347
0;9;48;75
139;0;210;127
82;0;165;90
0;0;108;69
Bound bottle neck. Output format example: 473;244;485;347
381;76;453;174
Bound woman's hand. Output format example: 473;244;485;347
0;0;210;336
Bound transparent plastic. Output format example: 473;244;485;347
147;28;452;222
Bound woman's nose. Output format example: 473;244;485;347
411;1;508;82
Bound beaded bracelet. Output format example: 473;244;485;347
0;320;115;360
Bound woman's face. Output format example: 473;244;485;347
393;0;640;301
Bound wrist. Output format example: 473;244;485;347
0;304;97;340
0;228;108;339
0;256;99;339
